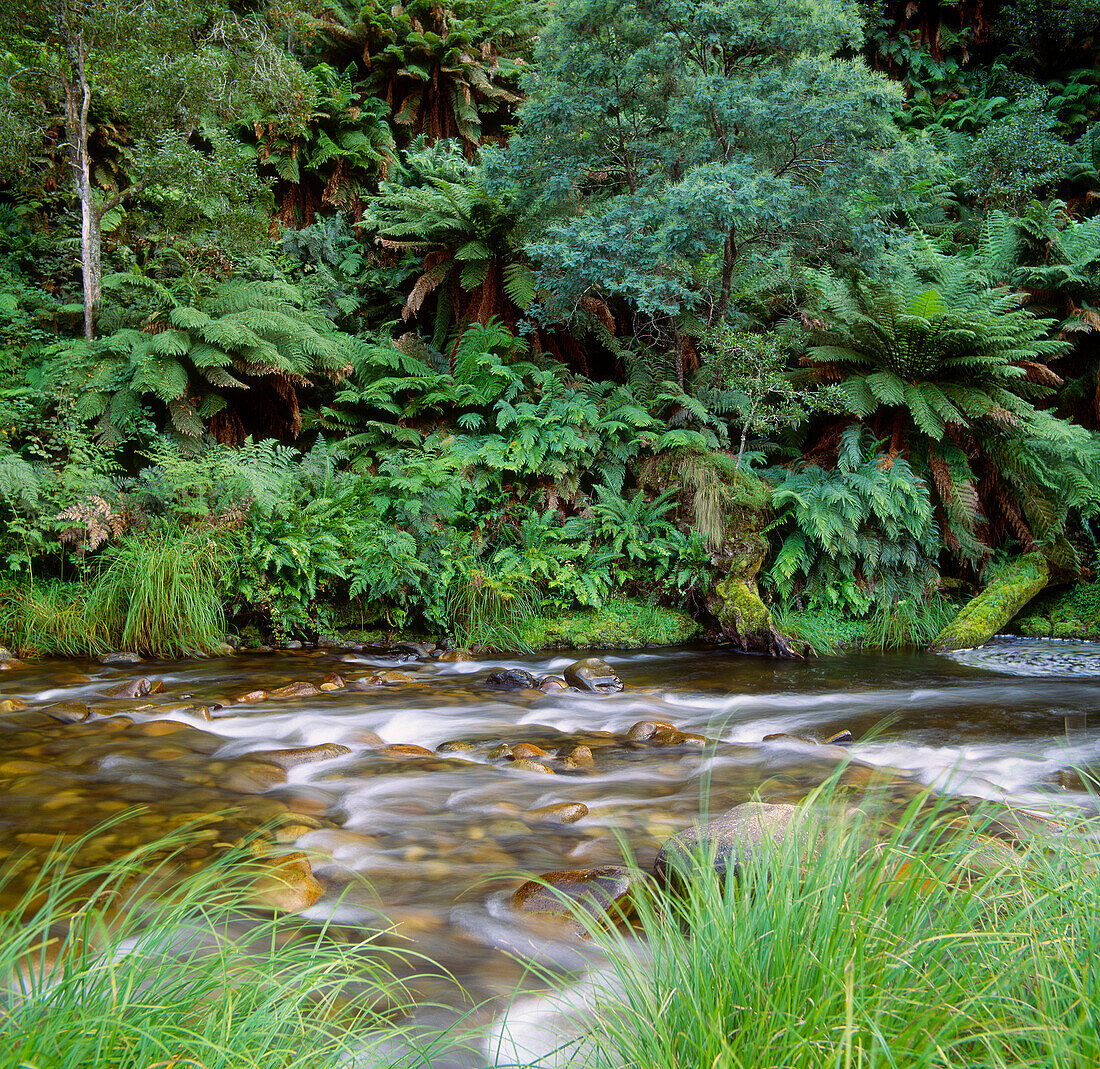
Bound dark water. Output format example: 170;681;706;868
3;638;1100;1064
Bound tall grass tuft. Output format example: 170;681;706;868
87;527;227;657
0;819;428;1069
0;580;108;656
444;557;540;652
567;790;1100;1069
864;592;955;650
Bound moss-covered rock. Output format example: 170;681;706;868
519;598;701;650
1015;579;1100;640
931;553;1051;652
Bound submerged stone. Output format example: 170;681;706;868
527;802;589;825
253;744;351;770
268;681;320;699
250;851;324;913
44;701;92;725
104;677;164;698
512;865;640;921
653;802;817;887
627;719;677;741
563;658;623;693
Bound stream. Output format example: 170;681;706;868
3;637;1100;1064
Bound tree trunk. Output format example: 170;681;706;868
58;3;101;340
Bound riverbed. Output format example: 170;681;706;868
2;638;1099;1064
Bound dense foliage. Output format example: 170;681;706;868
2;0;1099;652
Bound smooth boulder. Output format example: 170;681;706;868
563;658;623;694
486;668;539;690
653;802;816;887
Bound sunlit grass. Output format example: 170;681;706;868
561;789;1100;1069
0;820;433;1069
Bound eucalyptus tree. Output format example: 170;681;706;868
502;0;929;347
0;0;310;339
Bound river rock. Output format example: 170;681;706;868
350;670;420;688
250;851;324;913
378;744;436;759
486;668;538;690
0;698;29;713
653;802;816;887
437;740;478;753
234;690;268;703
512;759;555;774
437;649;473;662
0;646;14;661
563;658;623;694
219;761;287;793
253;744;351;770
99;651;142;664
527;802;589;825
537;677;568;693
562;745;594;768
512;865;640;921
0;659;26;670
511;743;549;760
268;681;320;699
44;701;92;725
105;677;164;698
627;719;677;741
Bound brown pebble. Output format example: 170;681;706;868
234;690;268;704
564;745;594;767
105;677;164;698
511;759;555;775
252;744;351;770
528;802;589;824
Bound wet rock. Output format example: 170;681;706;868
320;673;346;690
485;668;539;690
0;698;29;714
378;744;436;759
44;701;92;725
437;649;472;662
350;671;420;688
104;677;164;699
437;740;478;753
0;646;12;661
564;658;623;693
350;729;385;747
268;681;320;699
219;761;287;793
562;745;594;768
537;677;568;693
511;743;550;760
253;744;351;770
627;719;677;741
284;640;303;650
648;729;708;748
527;802;589;825
392;641;435;659
512;865;640;921
653;802;816;887
234;690;268;703
99;652;142;664
0;659;26;670
512;759;555;775
488;743;514;759
250;851;323;913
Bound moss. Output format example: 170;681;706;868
1014;579;1100;640
520;598;702;650
931;552;1050;652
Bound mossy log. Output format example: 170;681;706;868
930;553;1051;653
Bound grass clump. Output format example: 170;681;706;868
0;821;427;1069
88;528;227;657
568;792;1100;1069
520;598;702;650
0;528;227;658
774;605;866;655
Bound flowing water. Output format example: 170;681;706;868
3;637;1100;1063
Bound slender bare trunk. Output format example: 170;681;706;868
58;1;100;339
